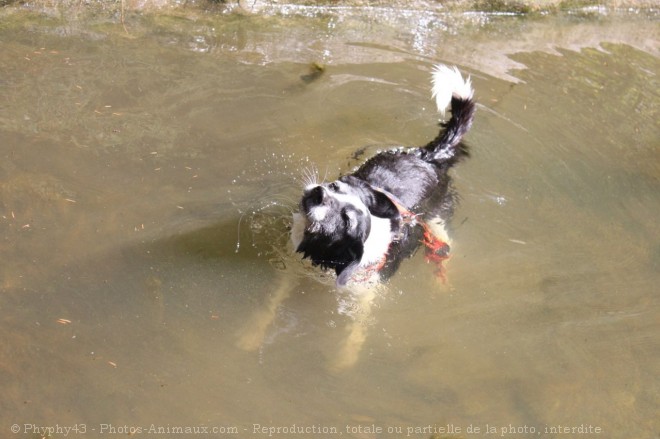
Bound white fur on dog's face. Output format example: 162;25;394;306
293;180;371;243
303;180;368;228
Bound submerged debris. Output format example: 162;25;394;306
300;62;326;84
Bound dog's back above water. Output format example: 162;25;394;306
291;64;476;286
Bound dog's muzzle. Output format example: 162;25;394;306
301;185;327;213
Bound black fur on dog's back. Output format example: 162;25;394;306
350;93;476;213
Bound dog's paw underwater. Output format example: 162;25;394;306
291;64;476;287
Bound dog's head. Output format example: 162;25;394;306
292;175;399;285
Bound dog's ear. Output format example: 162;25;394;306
295;235;310;255
338;175;399;219
368;190;399;219
296;231;364;285
335;237;364;286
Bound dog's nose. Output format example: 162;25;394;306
306;185;325;205
302;185;327;213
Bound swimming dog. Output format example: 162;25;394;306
291;65;476;286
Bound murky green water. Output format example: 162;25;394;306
1;5;658;438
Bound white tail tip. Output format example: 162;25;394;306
431;64;473;117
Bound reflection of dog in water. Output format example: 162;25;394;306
237;65;476;370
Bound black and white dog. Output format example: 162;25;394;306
291;65;476;286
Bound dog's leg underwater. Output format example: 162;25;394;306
236;272;294;352
330;283;381;372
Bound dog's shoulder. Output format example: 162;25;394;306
352;151;440;210
338;174;400;220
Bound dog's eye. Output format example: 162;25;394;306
341;209;351;226
341;209;358;230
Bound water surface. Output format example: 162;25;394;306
0;6;658;438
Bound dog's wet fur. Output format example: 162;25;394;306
291;65;476;286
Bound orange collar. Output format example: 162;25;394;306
371;186;451;281
371;187;419;225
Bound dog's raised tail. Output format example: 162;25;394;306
421;64;476;163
